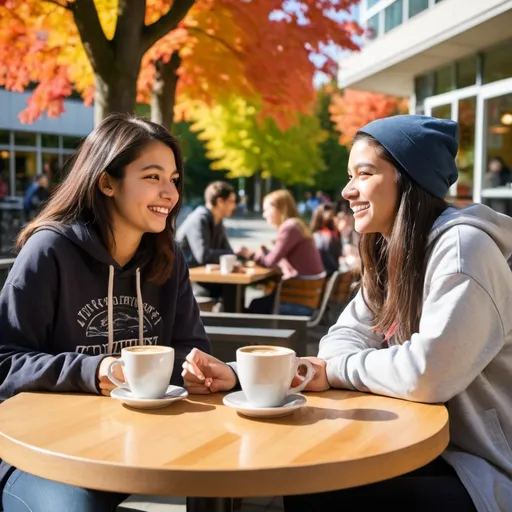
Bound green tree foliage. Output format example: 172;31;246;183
190;97;328;185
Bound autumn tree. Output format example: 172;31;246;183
329;89;408;146
0;0;361;127
190;96;328;185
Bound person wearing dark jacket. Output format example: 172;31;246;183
0;114;211;512
176;181;237;307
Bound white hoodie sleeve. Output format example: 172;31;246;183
319;228;508;403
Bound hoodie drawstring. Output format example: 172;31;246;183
136;268;144;348
107;265;114;355
107;265;144;355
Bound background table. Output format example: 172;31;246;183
0;391;449;511
189;266;277;312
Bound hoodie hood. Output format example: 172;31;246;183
429;204;512;260
42;221;151;273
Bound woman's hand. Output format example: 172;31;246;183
97;356;125;396
182;348;237;394
292;357;330;392
236;247;253;259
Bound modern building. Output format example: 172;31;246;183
338;0;512;212
0;89;93;197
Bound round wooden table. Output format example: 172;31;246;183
0;390;449;511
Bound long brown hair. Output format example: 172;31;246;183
355;133;448;343
310;203;337;233
264;189;312;239
17;114;184;285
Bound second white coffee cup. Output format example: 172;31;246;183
220;254;238;274
107;345;174;399
236;345;313;408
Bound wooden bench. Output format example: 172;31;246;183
201;312;309;356
204;325;299;361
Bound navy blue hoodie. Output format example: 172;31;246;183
0;222;211;487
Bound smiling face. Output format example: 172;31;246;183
103;140;180;244
342;138;399;237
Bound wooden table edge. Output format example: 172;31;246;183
0;413;449;497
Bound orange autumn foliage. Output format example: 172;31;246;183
0;0;362;128
329;89;409;146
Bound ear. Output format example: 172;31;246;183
98;172;114;197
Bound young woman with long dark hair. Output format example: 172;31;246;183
181;115;512;511
0;114;210;511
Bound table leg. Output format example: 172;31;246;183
186;497;233;512
235;285;243;313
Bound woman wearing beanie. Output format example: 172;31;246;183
282;115;512;511
180;115;512;510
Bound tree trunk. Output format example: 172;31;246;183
94;67;140;125
70;0;195;125
151;53;182;129
253;172;262;212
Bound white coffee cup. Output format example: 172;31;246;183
236;345;314;408
220;254;237;274
107;345;174;399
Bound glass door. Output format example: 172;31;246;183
477;78;512;215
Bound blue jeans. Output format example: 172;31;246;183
2;469;127;512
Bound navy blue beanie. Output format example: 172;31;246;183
358;115;459;199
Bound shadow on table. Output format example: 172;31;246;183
244;407;398;426
122;400;216;415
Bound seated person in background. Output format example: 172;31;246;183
23;173;50;220
238;189;324;315
310;202;341;276
176;181;237;303
182;115;512;511
484;156;512;216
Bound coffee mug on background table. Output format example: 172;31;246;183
107;345;174;399
236;345;314;407
220;254;238;274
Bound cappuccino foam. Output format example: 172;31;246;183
124;346;168;354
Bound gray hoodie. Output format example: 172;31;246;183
319;204;512;512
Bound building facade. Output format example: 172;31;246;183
0;89;93;197
339;0;512;213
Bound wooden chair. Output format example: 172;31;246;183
327;268;360;323
272;273;327;315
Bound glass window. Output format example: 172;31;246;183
0;150;10;198
456;56;477;89
384;0;403;33
14;150;37;196
456;97;476;199
434;65;453;95
366;14;380;40
409;0;428;18
0;130;9;145
414;73;434;105
41;133;59;148
431;104;452;120
14;131;36;147
483;41;512;84
367;0;381;8
62;135;83;150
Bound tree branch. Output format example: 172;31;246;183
142;0;195;52
42;0;71;10
69;0;115;79
187;27;242;59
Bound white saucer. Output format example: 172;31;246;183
111;385;188;410
223;391;307;418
